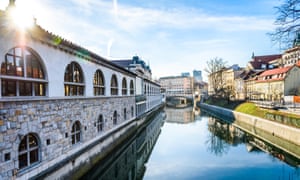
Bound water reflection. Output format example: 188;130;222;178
80;111;165;180
206;117;244;156
207;116;300;167
144;107;300;180
165;107;194;123
81;107;300;180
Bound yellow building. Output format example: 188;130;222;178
254;65;300;101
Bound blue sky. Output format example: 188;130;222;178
0;0;284;80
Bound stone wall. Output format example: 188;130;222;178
199;103;300;146
0;96;135;179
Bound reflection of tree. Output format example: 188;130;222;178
206;117;230;156
206;116;245;156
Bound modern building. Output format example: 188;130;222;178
181;72;190;77
159;75;193;98
0;1;163;179
193;70;203;83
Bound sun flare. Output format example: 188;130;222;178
9;4;34;29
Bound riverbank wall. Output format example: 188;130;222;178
199;103;300;147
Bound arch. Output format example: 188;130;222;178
93;69;105;96
130;80;134;95
96;114;104;132
113;110;117;125
122;77;127;95
110;74;118;95
71;121;81;145
18;133;40;169
131;106;134;117
64;61;85;96
1;46;47;96
123;108;127;120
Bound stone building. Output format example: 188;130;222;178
0;1;163;179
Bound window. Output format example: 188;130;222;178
124;108;127;120
93;70;105;96
111;74;118;95
122;77;127;95
18;133;40;169
130;80;134;95
71;121;81;145
1;47;46;97
64;62;84;96
96;114;103;132
131;106;134;117
113;111;117;125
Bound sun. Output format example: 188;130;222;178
9;3;34;29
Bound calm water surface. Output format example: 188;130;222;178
143;107;300;180
82;107;300;180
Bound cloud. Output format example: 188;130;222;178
0;0;279;79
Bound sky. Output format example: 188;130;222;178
0;0;285;80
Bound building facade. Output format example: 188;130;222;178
253;66;300;101
159;75;193;98
0;2;163;179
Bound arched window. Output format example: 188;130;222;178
96;114;103;132
1;47;46;96
64;62;84;96
113;111;117;125
123;108;127;120
71;121;81;145
122;77;127;95
111;74;118;95
18;133;40;169
130;80;134;95
93;70;105;96
131;106;134;117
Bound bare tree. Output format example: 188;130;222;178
270;0;300;48
205;57;227;95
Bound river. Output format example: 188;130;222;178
82;106;300;180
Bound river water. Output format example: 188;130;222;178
82;107;300;180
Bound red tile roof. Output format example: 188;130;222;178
256;66;293;83
259;66;292;77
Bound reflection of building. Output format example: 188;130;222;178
246;135;300;167
204;108;300;167
81;111;165;179
165;107;194;123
